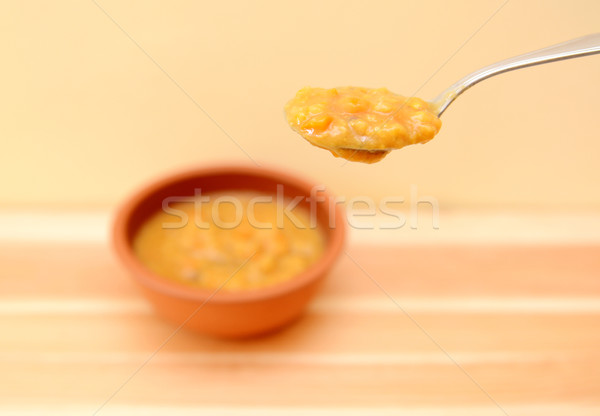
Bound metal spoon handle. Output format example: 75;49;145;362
432;33;600;117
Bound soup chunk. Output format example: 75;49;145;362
285;86;442;163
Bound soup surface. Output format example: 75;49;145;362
285;86;442;163
133;191;325;291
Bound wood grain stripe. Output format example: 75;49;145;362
1;297;600;315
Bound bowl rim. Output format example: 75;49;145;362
112;164;346;304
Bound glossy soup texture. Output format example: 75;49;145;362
133;191;326;291
285;86;442;163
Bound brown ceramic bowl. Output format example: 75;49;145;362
112;165;345;338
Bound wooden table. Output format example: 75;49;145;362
1;212;599;415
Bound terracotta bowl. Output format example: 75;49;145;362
112;165;346;338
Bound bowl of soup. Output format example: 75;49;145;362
112;165;346;338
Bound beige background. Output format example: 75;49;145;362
1;0;599;209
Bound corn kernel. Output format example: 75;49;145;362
328;120;348;139
374;100;395;113
308;104;326;115
339;96;368;113
349;119;369;136
415;125;437;142
366;114;379;123
407;97;428;110
258;255;276;273
374;122;408;144
303;114;332;132
411;110;437;125
296;87;311;97
294;110;308;124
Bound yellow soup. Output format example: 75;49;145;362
133;191;325;291
285;86;442;163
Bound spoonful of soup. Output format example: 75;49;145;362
284;33;600;163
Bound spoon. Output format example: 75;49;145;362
431;33;600;117
285;34;600;163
